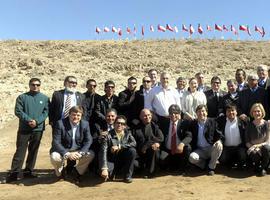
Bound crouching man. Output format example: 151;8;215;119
50;106;94;183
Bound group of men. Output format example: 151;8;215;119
3;64;270;184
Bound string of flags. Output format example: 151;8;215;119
95;24;266;38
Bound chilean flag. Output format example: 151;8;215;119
142;26;145;36
255;26;265;37
182;24;188;32
158;24;166;32
166;24;174;32
198;24;203;34
96;27;101;34
118;28;122;36
215;24;222;31
189;24;195;35
223;25;229;31
112;26;117;33
206;25;212;31
104;27;110;32
150;25;154;32
239;25;248;31
230;25;238;35
174;26;179;33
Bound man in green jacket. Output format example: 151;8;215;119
4;78;49;183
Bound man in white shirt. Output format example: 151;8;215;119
50;106;94;183
176;77;187;109
145;72;181;134
217;104;247;169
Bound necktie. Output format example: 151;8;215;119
64;94;72;118
171;123;177;155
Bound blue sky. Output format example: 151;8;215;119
0;0;268;40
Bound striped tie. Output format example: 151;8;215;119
64;94;72;118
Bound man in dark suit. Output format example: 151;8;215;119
118;76;137;127
160;104;192;173
257;65;268;88
204;76;227;118
195;72;210;92
238;74;268;121
50;106;94;183
99;115;136;183
235;69;248;92
95;80;119;127
216;104;247;168
189;105;223;175
49;76;84;127
133;109;164;178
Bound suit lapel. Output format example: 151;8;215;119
64;118;73;138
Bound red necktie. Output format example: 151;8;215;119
171;123;177;155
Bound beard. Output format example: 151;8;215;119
65;87;76;93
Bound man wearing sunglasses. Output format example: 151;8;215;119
3;78;49;183
49;76;84;128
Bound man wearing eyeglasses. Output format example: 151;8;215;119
49;76;84;128
3;78;49;183
99;115;136;183
204;76;227;118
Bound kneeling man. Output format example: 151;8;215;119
50;106;94;182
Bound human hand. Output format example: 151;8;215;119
101;169;109;181
151;143;160;151
176;143;185;154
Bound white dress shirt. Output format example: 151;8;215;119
70;121;80;150
224;118;241;146
145;86;181;117
166;120;181;150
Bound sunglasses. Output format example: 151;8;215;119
129;82;137;85
31;83;41;87
69;81;77;85
106;86;115;89
89;84;96;87
115;121;126;126
143;80;151;83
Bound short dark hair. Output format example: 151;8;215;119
225;104;237;112
235;69;246;79
176;77;186;83
148;69;158;74
115;115;127;124
104;80;115;88
29;78;41;85
168;104;181;115
69;106;84;115
211;76;221;84
106;108;117;115
226;79;237;85
86;79;96;85
196;104;208;113
128;76;137;83
64;76;77;85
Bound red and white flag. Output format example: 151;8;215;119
215;24;222;31
198;24;203;34
247;26;251;36
118;28;122;36
126;27;132;34
230;25;238;35
150;25;154;32
112;26;117;33
96;27;101;34
182;24;188;32
223;25;229;31
207;25;212;31
142;26;145;36
239;25;248;31
133;25;137;35
104;27;110;32
174;26;179;33
158;24;166;32
255;26;265;37
189;24;195;35
166;24;174;32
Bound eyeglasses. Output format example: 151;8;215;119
128;82;137;85
89;84;96;88
106;86;115;89
30;83;41;87
143;80;151;83
115;121;126;126
69;81;77;85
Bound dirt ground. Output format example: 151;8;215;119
1;119;270;200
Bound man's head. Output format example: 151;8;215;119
29;78;41;93
235;69;246;84
160;72;170;89
86;79;97;93
127;76;137;91
226;79;237;93
69;106;83;125
225;104;237;121
114;115;127;132
104;80;115;97
176;77;187;90
257;65;268;80
140;109;152;125
148;69;158;85
247;74;258;89
64;76;77;93
168;104;181;122
142;76;152;90
196;104;208;122
211;76;221;91
106;108;117;125
195;72;205;86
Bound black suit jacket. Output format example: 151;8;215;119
190;118;223;150
50;118;92;156
216;116;246;147
163;119;192;149
204;89;227;118
133;88;145;120
118;89;136;122
82;91;101;124
49;89;84;126
219;92;239;115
